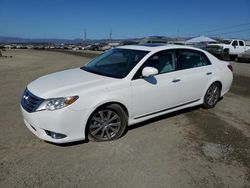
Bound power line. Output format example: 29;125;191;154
202;22;250;34
208;28;250;37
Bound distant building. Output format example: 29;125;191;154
245;40;250;46
108;42;120;47
4;45;11;49
140;36;168;44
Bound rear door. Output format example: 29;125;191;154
175;49;216;104
238;40;246;53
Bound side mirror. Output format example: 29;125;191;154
142;67;158;77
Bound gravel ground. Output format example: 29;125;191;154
0;50;250;188
230;61;250;77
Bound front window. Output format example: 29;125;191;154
81;48;149;78
232;40;238;46
133;50;177;79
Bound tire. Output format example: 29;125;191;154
229;55;237;61
203;82;221;109
221;49;229;61
87;104;127;142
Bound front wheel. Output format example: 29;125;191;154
87;104;127;142
203;82;221;109
229;55;237;61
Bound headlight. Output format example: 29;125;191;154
36;96;79;111
217;46;223;51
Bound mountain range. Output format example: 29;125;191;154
0;36;135;44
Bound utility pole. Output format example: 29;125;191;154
84;29;87;41
109;28;112;41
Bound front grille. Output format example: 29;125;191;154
206;46;221;51
21;88;44;113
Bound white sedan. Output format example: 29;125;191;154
20;45;233;143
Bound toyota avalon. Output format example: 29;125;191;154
20;45;233;143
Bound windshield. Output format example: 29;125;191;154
81;48;149;78
222;40;232;44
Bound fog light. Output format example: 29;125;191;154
45;130;66;139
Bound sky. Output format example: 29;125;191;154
0;0;250;39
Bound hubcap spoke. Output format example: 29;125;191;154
91;127;102;136
107;114;119;123
109;126;118;133
100;129;105;138
99;111;104;119
107;110;112;120
213;87;218;94
106;129;111;139
206;84;219;105
90;123;101;128
92;116;101;123
108;122;120;127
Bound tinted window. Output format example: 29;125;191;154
232;40;238;46
82;49;149;78
178;50;211;70
222;40;232;44
133;50;176;79
239;41;244;46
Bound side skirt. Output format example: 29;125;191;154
134;99;200;120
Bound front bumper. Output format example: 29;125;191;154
20;105;89;143
207;50;222;55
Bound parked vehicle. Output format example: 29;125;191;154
140;36;168;44
20;44;233;143
84;44;99;51
206;39;250;60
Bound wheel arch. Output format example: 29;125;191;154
202;79;223;102
84;101;129;141
213;80;222;89
93;101;129;117
85;101;129;128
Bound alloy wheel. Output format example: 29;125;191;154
89;110;121;141
205;83;220;106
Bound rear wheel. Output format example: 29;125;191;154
87;104;127;142
203;82;221;109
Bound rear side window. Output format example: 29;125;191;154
239;41;244;46
178;50;211;70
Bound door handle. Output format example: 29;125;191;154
172;78;181;83
206;72;212;75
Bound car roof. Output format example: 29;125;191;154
117;44;205;53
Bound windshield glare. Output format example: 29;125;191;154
82;48;149;78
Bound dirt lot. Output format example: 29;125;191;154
0;50;250;188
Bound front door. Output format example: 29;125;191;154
131;50;182;118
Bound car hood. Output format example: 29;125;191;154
27;68;116;98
